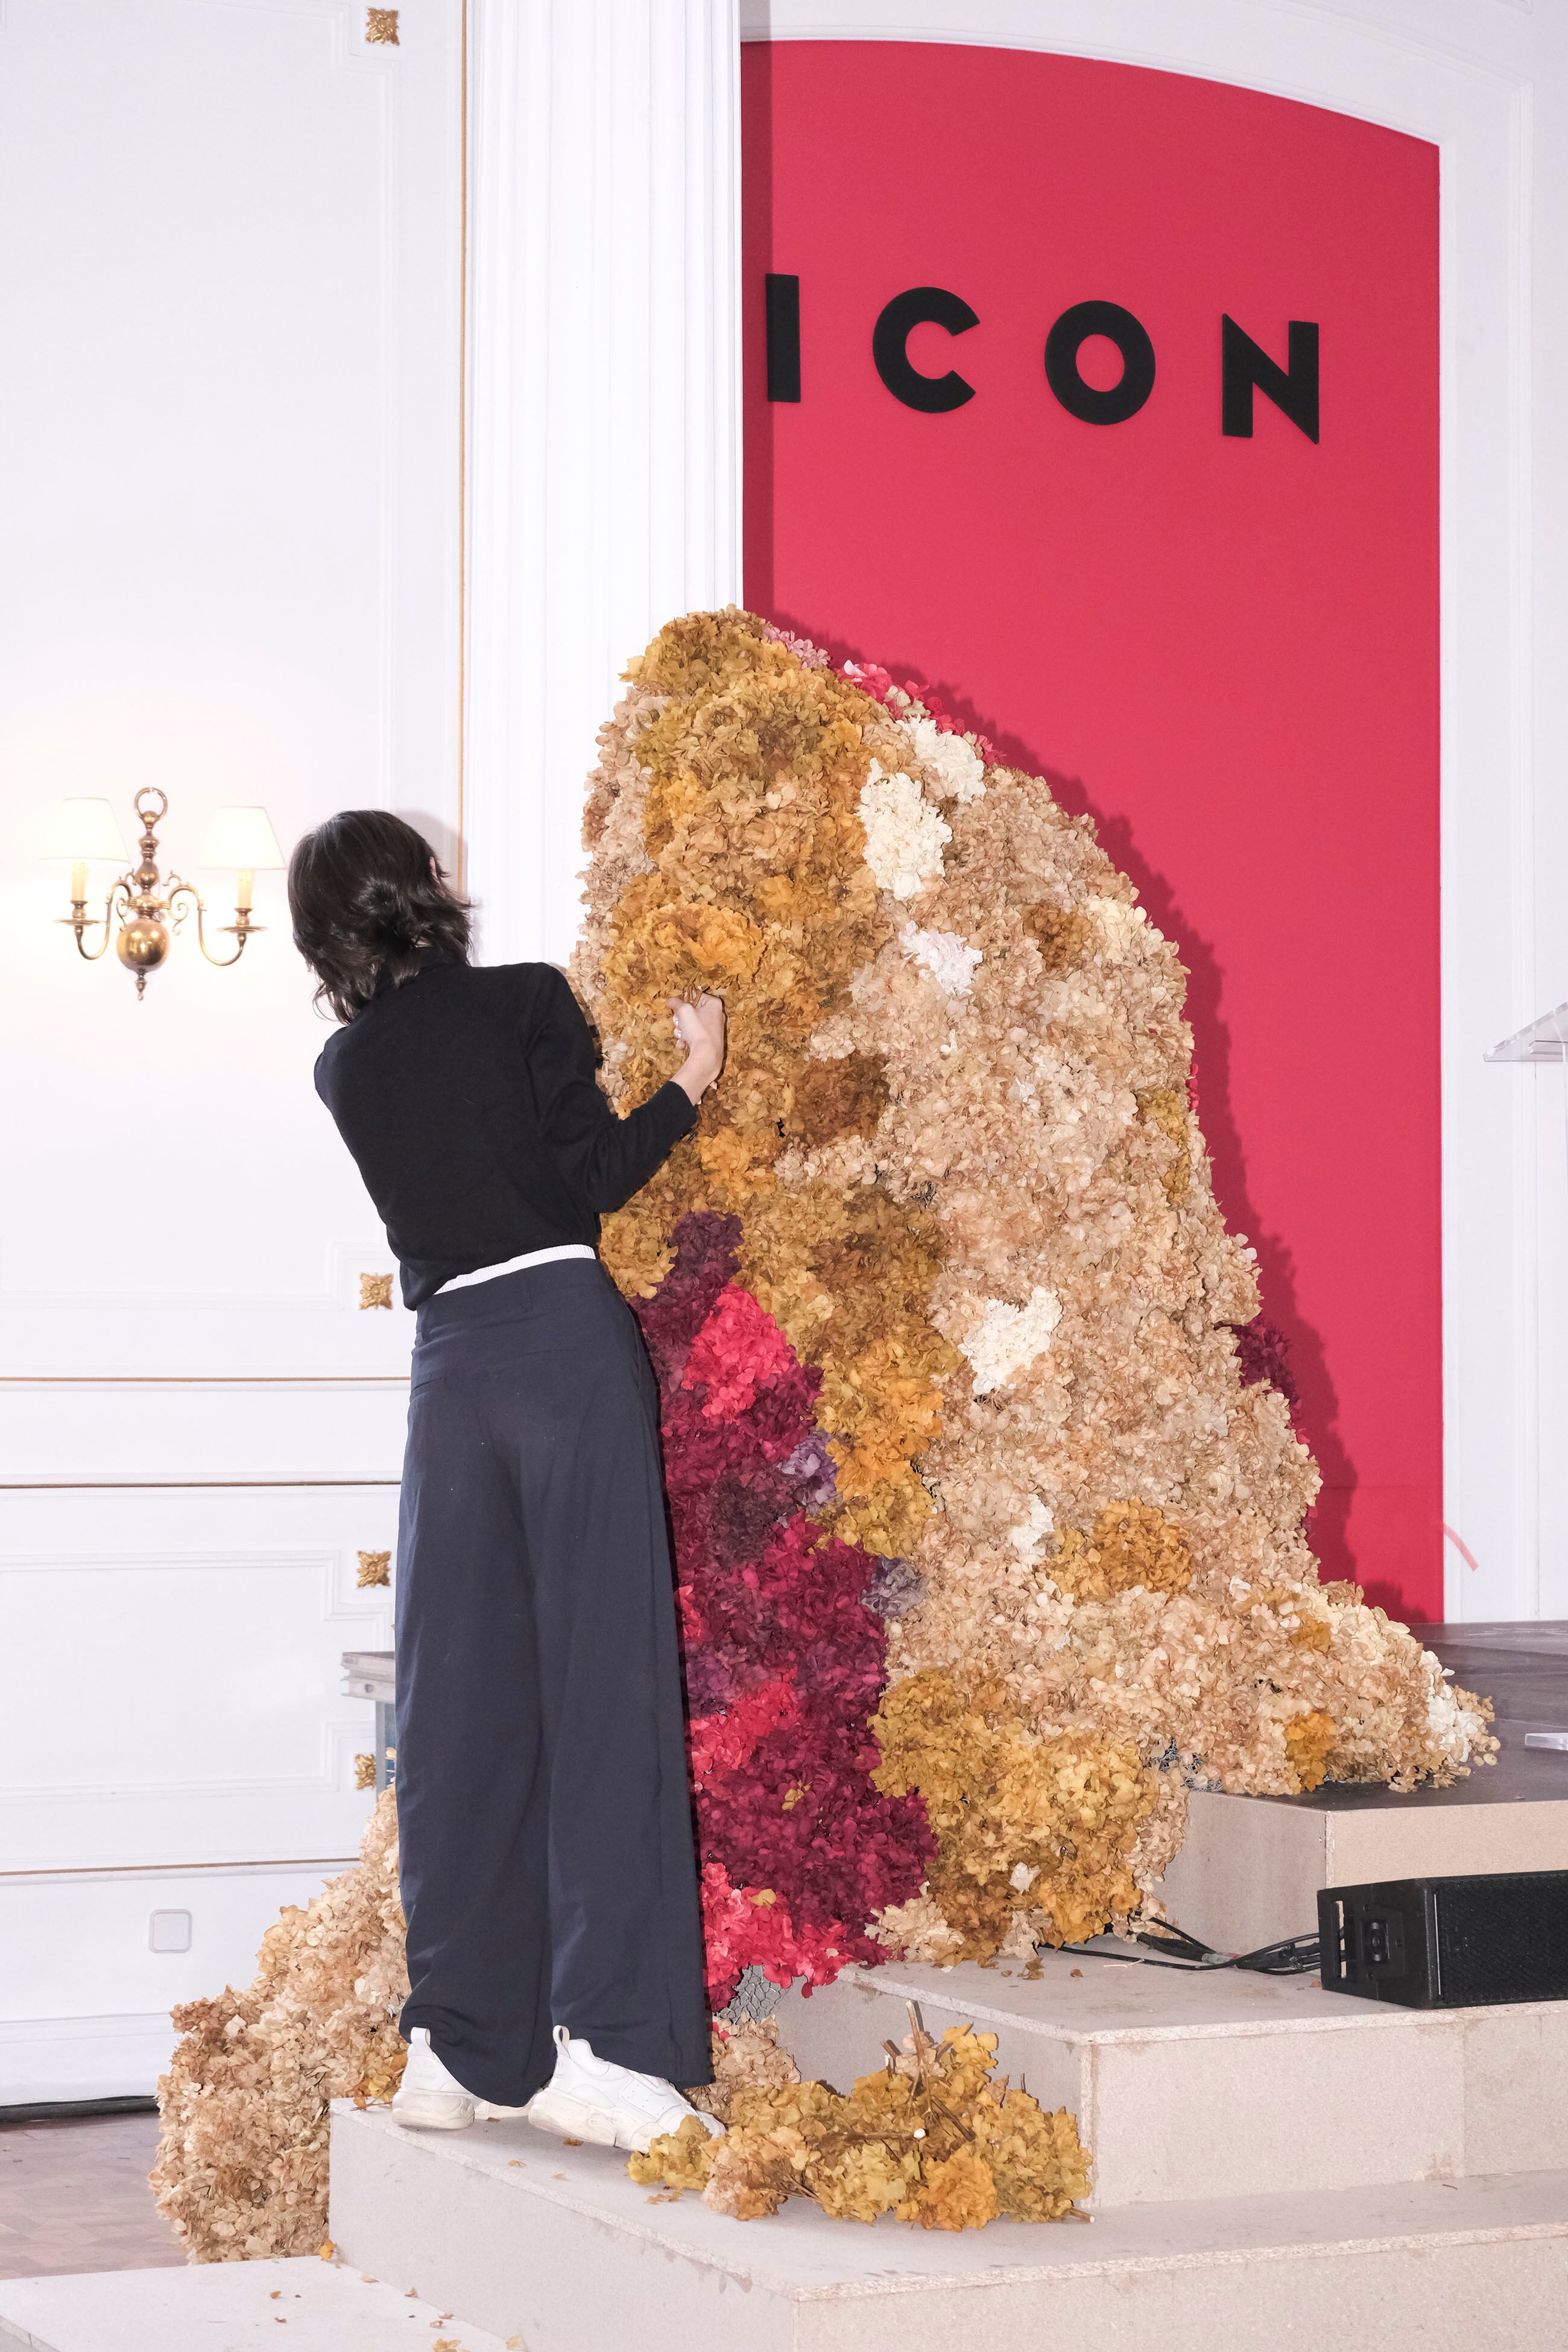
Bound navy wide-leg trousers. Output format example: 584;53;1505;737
393;1256;709;2109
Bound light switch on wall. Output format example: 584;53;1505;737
148;1909;192;1953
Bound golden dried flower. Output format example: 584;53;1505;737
1285;1709;1338;1791
1048;1503;1193;1602
1020;903;1092;972
631;2009;1088;2230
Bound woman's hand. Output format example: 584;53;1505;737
668;993;726;1104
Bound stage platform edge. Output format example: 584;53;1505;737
324;2101;1568;2352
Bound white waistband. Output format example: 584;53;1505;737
434;1244;596;1296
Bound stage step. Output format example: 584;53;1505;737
0;2255;511;2352
327;2104;1568;2352
1155;1769;1568;1955
771;1950;1568;2208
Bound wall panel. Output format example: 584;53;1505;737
0;1864;352;2105
0;1485;396;1873
0;0;460;2096
0;0;460;1381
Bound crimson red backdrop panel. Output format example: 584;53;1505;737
742;41;1441;1618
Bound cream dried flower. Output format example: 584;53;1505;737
900;923;983;996
961;1288;1063;1396
868;1886;966;1964
860;763;952;900
1087;894;1155;965
904;713;986;804
1007;1496;1055;1564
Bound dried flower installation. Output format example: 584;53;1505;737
630;2004;1090;2227
575;608;1494;1970
159;607;1495;2260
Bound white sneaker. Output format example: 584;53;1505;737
391;2028;530;2131
523;2025;726;2154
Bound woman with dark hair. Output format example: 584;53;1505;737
289;809;726;2151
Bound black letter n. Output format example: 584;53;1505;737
1222;317;1319;442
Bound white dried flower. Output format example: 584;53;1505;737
961;1287;1063;1396
859;762;951;900
900;923;982;996
1007;1496;1055;1565
1088;894;1157;964
905;713;985;803
1424;1670;1489;1763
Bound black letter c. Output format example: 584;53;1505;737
873;286;978;413
1045;300;1156;424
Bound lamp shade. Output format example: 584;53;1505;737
200;805;286;871
42;797;130;864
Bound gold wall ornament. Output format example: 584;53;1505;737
358;1273;394;1310
353;1754;377;1790
365;8;399;42
46;789;286;1000
356;1549;391;1588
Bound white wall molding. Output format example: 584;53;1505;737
737;2;1531;100
463;0;744;967
0;1725;371;1812
0;2010;175;2043
0;1857;358;1886
736;0;1568;1623
0;1241;403;1316
0;1387;409;1483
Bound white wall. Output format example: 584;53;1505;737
462;0;743;967
0;0;461;2102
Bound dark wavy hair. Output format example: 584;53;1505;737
288;811;470;1022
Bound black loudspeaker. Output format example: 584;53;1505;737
1318;1872;1568;2008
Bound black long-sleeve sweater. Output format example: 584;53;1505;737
314;950;697;1306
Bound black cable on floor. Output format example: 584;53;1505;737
1064;1922;1321;1975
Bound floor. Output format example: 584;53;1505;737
0;2112;182;2280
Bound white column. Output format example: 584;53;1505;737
464;0;742;966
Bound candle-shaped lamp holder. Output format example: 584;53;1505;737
45;791;286;998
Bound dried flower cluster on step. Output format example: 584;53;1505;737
632;2008;1090;2228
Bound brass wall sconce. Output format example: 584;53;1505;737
46;791;286;999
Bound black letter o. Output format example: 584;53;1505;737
1045;300;1155;425
873;286;978;413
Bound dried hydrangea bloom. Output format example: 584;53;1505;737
900;922;983;997
631;2016;1088;2228
859;764;952;900
152;1789;407;2263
